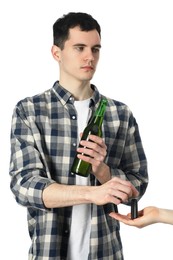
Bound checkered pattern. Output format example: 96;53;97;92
9;81;148;259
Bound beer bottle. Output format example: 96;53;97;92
71;98;107;177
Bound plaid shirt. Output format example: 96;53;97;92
9;81;148;260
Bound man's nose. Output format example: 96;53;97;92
84;49;94;61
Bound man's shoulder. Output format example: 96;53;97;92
16;87;53;107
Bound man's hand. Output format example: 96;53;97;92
77;134;110;183
86;177;139;206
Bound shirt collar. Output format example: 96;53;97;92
52;81;101;107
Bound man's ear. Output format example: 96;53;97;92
51;45;61;62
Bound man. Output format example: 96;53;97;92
9;12;148;259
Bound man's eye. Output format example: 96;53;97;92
75;46;84;51
92;48;100;53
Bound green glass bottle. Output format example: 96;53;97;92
71;98;108;177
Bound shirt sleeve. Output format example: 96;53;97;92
110;111;148;202
9;102;55;211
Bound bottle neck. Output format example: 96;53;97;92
93;115;104;127
94;100;107;116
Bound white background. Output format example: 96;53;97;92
1;1;173;259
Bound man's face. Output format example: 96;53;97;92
58;26;101;82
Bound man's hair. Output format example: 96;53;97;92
53;12;101;49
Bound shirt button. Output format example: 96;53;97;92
72;143;76;147
71;115;76;119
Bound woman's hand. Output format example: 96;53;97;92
109;206;161;228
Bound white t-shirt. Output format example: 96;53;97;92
67;99;91;260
